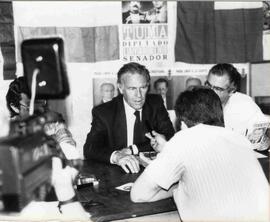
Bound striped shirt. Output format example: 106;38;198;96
145;124;269;221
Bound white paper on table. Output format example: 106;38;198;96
115;182;134;192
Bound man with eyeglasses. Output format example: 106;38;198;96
6;76;76;146
205;63;267;139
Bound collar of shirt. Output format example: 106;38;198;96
123;98;142;146
163;97;167;109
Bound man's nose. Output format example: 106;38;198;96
135;88;142;98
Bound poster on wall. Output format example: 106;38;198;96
91;63;249;110
92;77;118;107
121;1;168;65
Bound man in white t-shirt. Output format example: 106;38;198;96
131;87;269;221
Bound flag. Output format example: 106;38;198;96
175;2;263;64
17;26;119;63
0;1;16;79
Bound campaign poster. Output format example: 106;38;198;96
121;1;168;64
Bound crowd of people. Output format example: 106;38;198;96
0;61;269;221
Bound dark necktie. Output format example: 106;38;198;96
133;110;143;145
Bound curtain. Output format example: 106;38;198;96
17;26;119;63
175;1;264;63
0;1;16;79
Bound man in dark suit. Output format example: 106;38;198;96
84;62;175;173
154;78;173;110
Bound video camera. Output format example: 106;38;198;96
0;37;82;212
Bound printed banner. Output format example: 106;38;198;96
121;1;168;64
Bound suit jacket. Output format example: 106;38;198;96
166;95;173;110
83;94;175;163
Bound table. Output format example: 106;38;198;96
0;152;268;222
78;151;269;222
76;160;177;222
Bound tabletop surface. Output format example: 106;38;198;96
76;160;177;222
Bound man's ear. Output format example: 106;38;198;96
117;83;123;94
228;84;237;95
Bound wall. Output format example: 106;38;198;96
250;62;270;97
10;2;123;157
0;1;256;158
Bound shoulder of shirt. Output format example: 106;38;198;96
231;92;253;101
229;92;260;108
176;124;248;143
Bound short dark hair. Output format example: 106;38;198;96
6;76;29;117
117;62;150;84
208;63;241;91
154;78;168;89
174;86;224;129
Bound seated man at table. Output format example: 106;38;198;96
206;63;270;151
131;86;269;222
205;63;268;136
83;62;175;173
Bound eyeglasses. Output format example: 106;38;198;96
204;81;230;93
19;103;29;109
19;100;47;110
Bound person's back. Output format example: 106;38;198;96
131;86;269;222
165;124;269;221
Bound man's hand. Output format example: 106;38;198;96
51;157;78;201
114;148;140;174
145;130;167;153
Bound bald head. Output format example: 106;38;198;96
100;83;115;103
185;77;202;90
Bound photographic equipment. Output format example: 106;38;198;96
21;37;69;99
0;37;81;212
0;132;55;211
75;174;99;190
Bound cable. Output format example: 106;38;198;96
29;68;40;116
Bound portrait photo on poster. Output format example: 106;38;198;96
122;1;167;24
93;78;118;107
149;75;207;110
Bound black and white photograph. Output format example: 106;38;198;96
92;78;118;106
122;1;167;24
0;1;269;222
